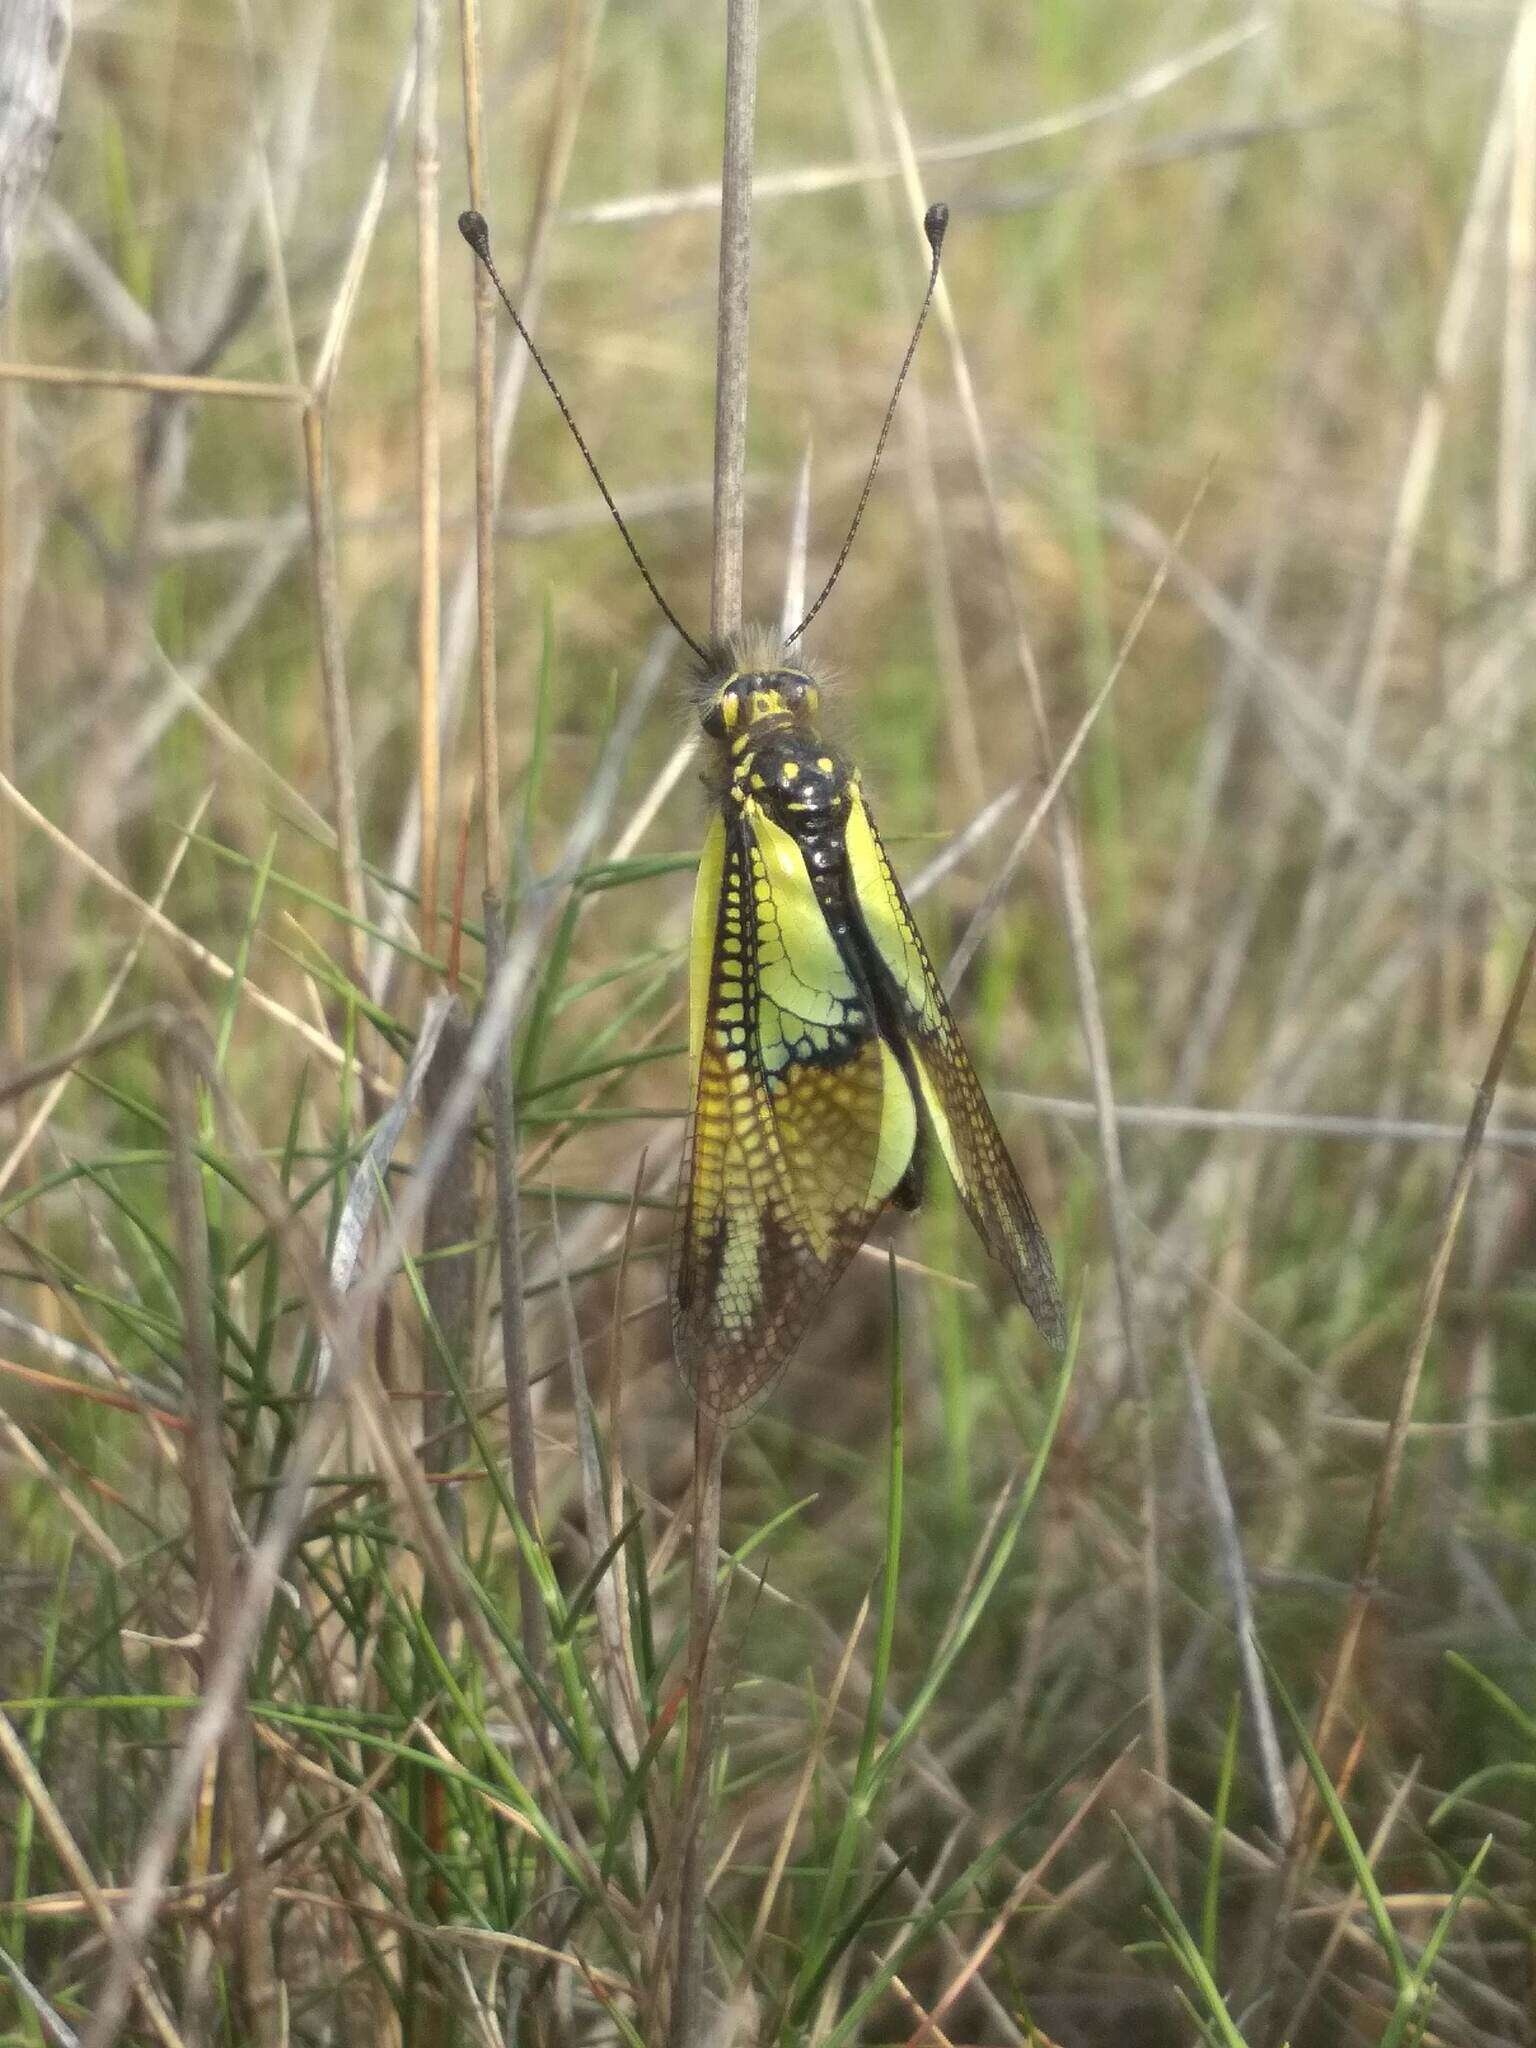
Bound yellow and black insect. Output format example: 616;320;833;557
460;204;1064;1417
672;634;1064;1413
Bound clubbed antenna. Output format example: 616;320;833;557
784;203;949;648
458;209;707;661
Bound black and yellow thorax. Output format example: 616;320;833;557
698;649;856;884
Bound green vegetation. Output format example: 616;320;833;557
2;2;1535;2042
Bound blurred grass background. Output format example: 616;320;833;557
3;0;1536;2042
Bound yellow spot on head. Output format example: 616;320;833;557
781;760;800;781
816;756;834;774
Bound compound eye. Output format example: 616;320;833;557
701;698;727;739
783;676;808;711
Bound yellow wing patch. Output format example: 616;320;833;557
673;802;917;1415
845;785;1066;1352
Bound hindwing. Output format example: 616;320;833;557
672;799;917;1415
844;785;1066;1351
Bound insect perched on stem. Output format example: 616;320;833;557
460;204;1065;1417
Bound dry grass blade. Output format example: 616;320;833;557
0;1943;79;2048
372;0;606;996
1179;1343;1292;1843
1001;1092;1536;1154
0;361;306;400
565;18;1264;223
302;402;370;995
309;45;419;402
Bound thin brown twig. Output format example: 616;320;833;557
0;360;307;400
301;403;370;997
458;0;549;1691
417;0;444;965
708;0;759;642
672;4;759;2032
0;343;20;1114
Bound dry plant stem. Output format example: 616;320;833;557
417;0;444;963
486;904;547;1680
166;1054;279;2048
0;356;20;1100
419;996;477;1982
468;242;501;892
1255;910;1536;2020
672;4;759;2032
709;0;758;639
374;0;602;993
421;1002;477;1543
850;0;1173;1884
301;402;369;994
0;360;306;400
1179;1344;1292;1842
671;1406;727;2040
459;0;547;1682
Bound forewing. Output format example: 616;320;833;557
672;801;917;1416
844;786;1066;1350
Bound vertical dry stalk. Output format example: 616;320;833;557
458;0;547;1682
672;6;759;2036
1251;911;1536;2027
301;401;370;996
417;0;444;964
0;350;21;1102
166;1051;279;2048
418;998;476;2044
708;0;759;642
